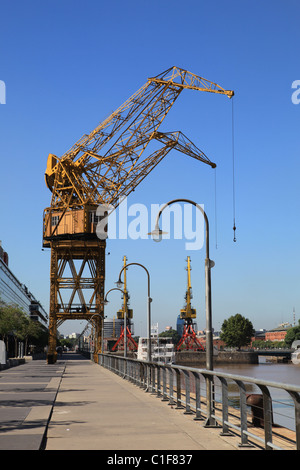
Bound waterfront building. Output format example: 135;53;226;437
0;241;48;328
176;315;184;337
265;324;291;342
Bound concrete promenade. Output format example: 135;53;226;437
0;352;247;451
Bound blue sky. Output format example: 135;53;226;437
0;0;299;336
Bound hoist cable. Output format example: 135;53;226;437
214;167;218;249
232;98;237;242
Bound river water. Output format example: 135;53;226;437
180;358;300;431
214;357;300;386
212;358;300;431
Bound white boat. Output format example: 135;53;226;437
291;341;300;365
291;348;300;365
137;324;176;364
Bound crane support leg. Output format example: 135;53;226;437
47;238;106;364
177;324;205;351
112;325;138;352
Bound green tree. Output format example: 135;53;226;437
159;329;180;345
0;301;14;348
20;316;44;354
0;301;48;356
220;313;255;350
0;302;27;356
284;320;300;347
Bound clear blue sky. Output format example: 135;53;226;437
0;0;299;336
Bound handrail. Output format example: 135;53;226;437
97;353;300;450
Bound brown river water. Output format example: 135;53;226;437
184;358;300;430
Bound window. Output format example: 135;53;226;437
89;212;101;224
51;215;59;226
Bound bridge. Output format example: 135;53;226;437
254;349;293;360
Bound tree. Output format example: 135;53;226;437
0;302;25;353
159;329;180;346
0;301;48;356
220;314;255;350
0;301;15;349
20;316;44;354
284;320;300;347
10;307;28;357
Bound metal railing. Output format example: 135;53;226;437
97;353;300;450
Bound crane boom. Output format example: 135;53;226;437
44;66;233;217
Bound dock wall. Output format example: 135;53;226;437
175;351;258;365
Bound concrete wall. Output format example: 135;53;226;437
176;350;258;365
0;358;25;370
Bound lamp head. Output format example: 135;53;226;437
147;227;168;242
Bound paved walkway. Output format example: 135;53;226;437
0;357;65;450
0;353;246;451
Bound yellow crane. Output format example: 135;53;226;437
43;66;233;363
180;256;196;321
177;256;204;351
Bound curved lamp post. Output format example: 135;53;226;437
117;263;152;362
149;198;215;425
103;287;129;357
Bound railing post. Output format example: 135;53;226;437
191;371;204;421
134;361;139;385
257;384;273;450
156;365;162;398
131;361;135;384
138;362;144;388
168;367;176;406
149;364;155;393
287;390;300;451
182;370;193;415
141;362;147;389
218;376;232;436
161;365;169;401
174;368;184;409
145;363;151;392
203;373;217;427
235;379;253;447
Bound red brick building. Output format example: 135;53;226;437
265;327;289;342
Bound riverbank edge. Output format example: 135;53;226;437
175;351;259;365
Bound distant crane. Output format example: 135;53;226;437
177;256;204;351
112;256;138;353
43;66;233;363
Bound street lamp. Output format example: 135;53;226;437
149;198;215;425
103;288;129;357
117;263;152;362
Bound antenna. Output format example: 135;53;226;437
293;307;296;327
